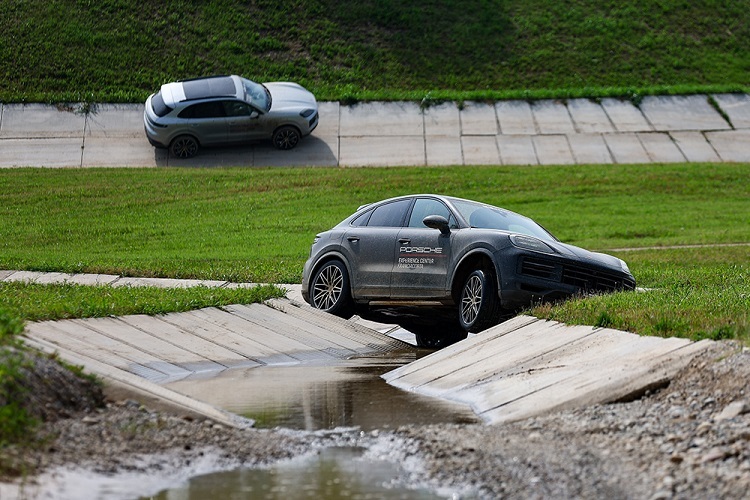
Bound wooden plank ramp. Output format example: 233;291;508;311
383;315;712;424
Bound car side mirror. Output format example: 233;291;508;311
250;111;260;119
423;215;451;235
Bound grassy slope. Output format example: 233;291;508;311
1;0;749;102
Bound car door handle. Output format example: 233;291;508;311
399;238;410;244
347;236;360;242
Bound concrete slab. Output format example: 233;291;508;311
640;95;730;131
84;104;144;138
0;103;86;138
496;101;536;135
339;101;423;137
423;102;460;136
339;136;425;166
82;137;164;167
567;99;615;133
2;271;46;283
34;272;77;284
68;273;121;286
0;138;83;167
252;136;338;167
0;270;15;281
603;133;651;163
315;101;340;136
497;135;538;165
532;135;575;165
670;132;722;162
461;136;500;164
459;101;498;135
531;100;576;134
712;93;750;129
426;136;463;166
601;98;651;132
705;130;750;162
567;134;613;164
637;132;687;163
110;277;225;288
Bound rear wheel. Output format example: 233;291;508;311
310;260;354;319
458;269;501;333
170;135;199;158
272;126;301;150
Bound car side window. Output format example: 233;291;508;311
366;199;411;227
408;198;458;228
223;100;254;117
178;101;227;119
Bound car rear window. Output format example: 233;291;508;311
367;199;411;227
150;92;173;117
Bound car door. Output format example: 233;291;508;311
223;100;268;142
343;198;412;299
179;101;229;145
391;198;456;298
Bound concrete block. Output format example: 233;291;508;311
423;102;460;136
339;101;423;137
670;132;721;162
497;135;538;165
706;130;750;162
531;100;576;134
601;98;651;132
496;101;536;135
68;273;121;286
461;136;500;164
3;270;45;283
0;103;86;138
711;93;750;129
567;134;613;164
640;95;730;131
603;133;651;163
638;132;687;162
426;136;463;166
340;135;425;166
459;101;498;135
85;104;145;138
532;135;575;165
0;270;16;281
0;138;83;167
567;99;615;133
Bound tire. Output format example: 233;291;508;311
458;269;501;333
170;135;199;158
309;260;354;319
272;126;301;150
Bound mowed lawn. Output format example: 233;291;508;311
1;163;748;342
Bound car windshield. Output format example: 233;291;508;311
451;199;556;242
241;77;271;111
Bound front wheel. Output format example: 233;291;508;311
170;135;199;158
310;260;354;319
272;126;301;150
458;269;501;333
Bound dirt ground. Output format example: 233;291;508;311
1;340;748;499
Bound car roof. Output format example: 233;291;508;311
159;75;241;107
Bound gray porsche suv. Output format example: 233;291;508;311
144;75;318;158
302;194;636;348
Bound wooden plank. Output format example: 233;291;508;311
118;315;260;369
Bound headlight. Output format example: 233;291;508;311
509;234;555;254
619;258;631;274
300;109;316;118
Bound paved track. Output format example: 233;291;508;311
1;94;749;168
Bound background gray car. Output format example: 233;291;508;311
302;194;636;348
144;75;318;158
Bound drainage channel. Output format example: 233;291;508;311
145;352;478;499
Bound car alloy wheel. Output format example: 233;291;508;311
459;269;501;333
310;260;354;318
272;126;301;150
170;135;199;158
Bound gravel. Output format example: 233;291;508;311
1;340;748;499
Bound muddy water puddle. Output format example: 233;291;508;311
149;352;477;498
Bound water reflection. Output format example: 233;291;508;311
166;355;478;431
147;446;440;499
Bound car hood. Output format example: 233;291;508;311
266;82;317;111
549;239;626;270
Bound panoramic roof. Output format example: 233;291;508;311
181;76;236;100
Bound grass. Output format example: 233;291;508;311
1;1;749;103
0;163;748;345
